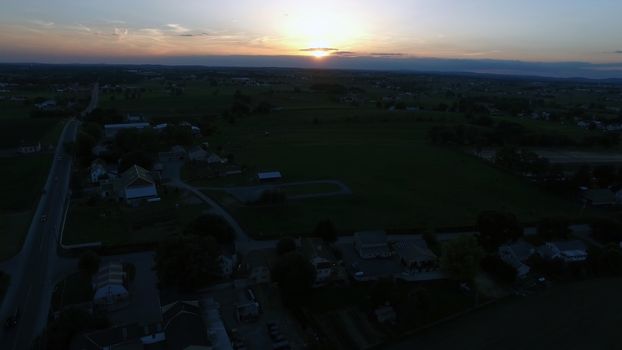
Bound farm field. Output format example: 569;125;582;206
388;278;622;350
194;109;582;238
0;154;53;259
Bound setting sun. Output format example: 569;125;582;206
311;50;329;58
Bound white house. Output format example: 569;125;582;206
114;165;158;203
19;141;41;154
394;239;439;273
538;240;588;262
89;159;108;183
499;241;535;277
35;99;57;110
353;231;391;259
257;171;282;182
92;262;129;310
218;254;237;278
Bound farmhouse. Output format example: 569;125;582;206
104;122;150;138
353;230;391;259
89;159;108;183
394;239;439;273
499;241;535;277
257;171;282;182
114;165;158;204
187;145;208;162
92;262;129;310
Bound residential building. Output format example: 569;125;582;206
538;240;588;262
498;241;535;277
393;239;439;273
19;141;41;154
581;189;616;207
92;262;129;311
89;159;108;184
374;305;397;324
114;165;158;204
257;171;282;182
353;230;391;259
161;300;209;350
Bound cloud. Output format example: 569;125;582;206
369;52;404;57
177;32;209;37
299;47;338;52
112;27;129;39
166;24;190;33
30;20;55;28
614;50;622;54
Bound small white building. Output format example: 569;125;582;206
257;171;282;182
499;241;535;278
89;159;108;183
92;262;129;310
19;141;41;154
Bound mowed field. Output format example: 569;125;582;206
191;108;581;238
0;154;53;259
388;278;622;350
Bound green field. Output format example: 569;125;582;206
62;191;210;246
191;110;581;238
389;278;622;350
0;154;52;259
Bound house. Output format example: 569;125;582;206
499;241;535;277
393;239;439;273
582;189;616;207
353;231;391;259
206;152;225;165
114;165;158;204
19;140;41;154
36;99;57;110
104;122;150;138
235;289;260;323
218;254;237;278
187;145;208;162
374;305;397;324
92;262;129;310
161;300;209;350
71;322;166;350
538;240;588;262
90;159;108;184
257;171;282;182
301;237;346;286
202;298;233;350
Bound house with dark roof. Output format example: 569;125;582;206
161;300;209;350
393;239;439;273
92;262;129;311
538;240;588;262
114;165;158;204
353;231;391;259
581;189;616;207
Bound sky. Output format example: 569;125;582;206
1;0;622;77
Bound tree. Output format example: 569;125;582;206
75;131;96;162
154;235;221;291
590;217;622;244
440;236;485;281
588;244;622;276
276;237;297;256
118;150;153;172
78;250;100;277
271;252;316;306
480;255;517;284
537;217;570;240
477;211;522;250
185;214;235;245
313;219;337;243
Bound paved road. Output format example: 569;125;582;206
0;83;98;349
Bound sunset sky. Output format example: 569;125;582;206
1;0;622;69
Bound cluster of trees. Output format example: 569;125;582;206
428;121;619;149
494;147;552;177
440;236;485;281
271;250;317;307
227;90;273;118
154;214;236;290
43;308;109;350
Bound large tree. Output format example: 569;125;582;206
313;219;337;243
78;250;100;277
154;235;221;291
477;211;522;250
271;252;316;306
276;237;297;256
440;236;485;281
185;214;235;245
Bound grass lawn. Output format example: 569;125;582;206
194;110;581;238
0;118;62;148
62;190;210;246
389;278;622;350
0;154;52;260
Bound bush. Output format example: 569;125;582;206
480;255;517;284
78;250;100;277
